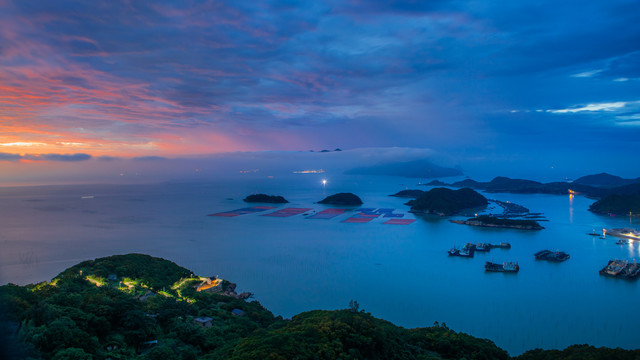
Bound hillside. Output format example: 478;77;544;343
318;192;363;205
573;173;640;188
243;194;289;203
589;194;640;216
439;175;640;198
1;254;638;360
407;187;488;216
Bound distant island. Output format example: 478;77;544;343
451;215;544;230
426;174;640;199
572;173;640;188
318;192;363;205
390;189;424;198
589;194;640;216
243;194;289;203
1;254;637;359
407;187;488;216
345;159;463;178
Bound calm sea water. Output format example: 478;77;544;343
1;174;638;355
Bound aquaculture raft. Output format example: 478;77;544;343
261;208;312;217
208;206;276;217
306;208;346;219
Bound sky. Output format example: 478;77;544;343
1;0;639;184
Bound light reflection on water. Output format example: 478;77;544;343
0;175;638;356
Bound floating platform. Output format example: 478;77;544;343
383;219;415;225
599;259;640;279
306;208;346;219
534;250;570;262
208;206;276;217
262;208;312;217
485;261;519;272
603;228;640;241
342;214;379;223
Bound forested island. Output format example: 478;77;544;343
451;215;544;230
390;189;424;198
318;192;363;205
243;194;288;203
1;254;638;359
589;194;640;216
407;187;488;216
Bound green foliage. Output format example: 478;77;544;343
2;253;639;360
589;194;640;215
51;347;92;360
318;193;363;205
516;344;640;360
228;310;509;360
409;187;488;215
55;254;193;291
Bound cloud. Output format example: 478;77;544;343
571;69;603;78
548;101;632;114
132;156;168;161
0;0;638;164
0;152;92;162
0;152;23;161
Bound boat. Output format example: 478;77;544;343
475;243;491;252
463;243;476;251
534;250;570;262
616;239;629;245
448;247;474;257
485;261;519;272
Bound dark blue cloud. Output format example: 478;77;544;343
0;153;92;162
0;152;23;161
28;153;92;162
132;156;168;161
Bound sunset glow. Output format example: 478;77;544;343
0;0;638;183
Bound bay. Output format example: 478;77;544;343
0;174;638;355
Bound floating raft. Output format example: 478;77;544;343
383;219;416;225
306;208;346;219
208;206;276;217
342;213;380;223
262;207;312;217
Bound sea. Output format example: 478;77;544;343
1;174;638;355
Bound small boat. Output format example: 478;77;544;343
448;247;474;257
475;243;491;252
485;261;519;272
463;242;476;251
616;239;629;245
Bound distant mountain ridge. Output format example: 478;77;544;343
429;173;640;198
573;173;640;188
345;159;463;178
